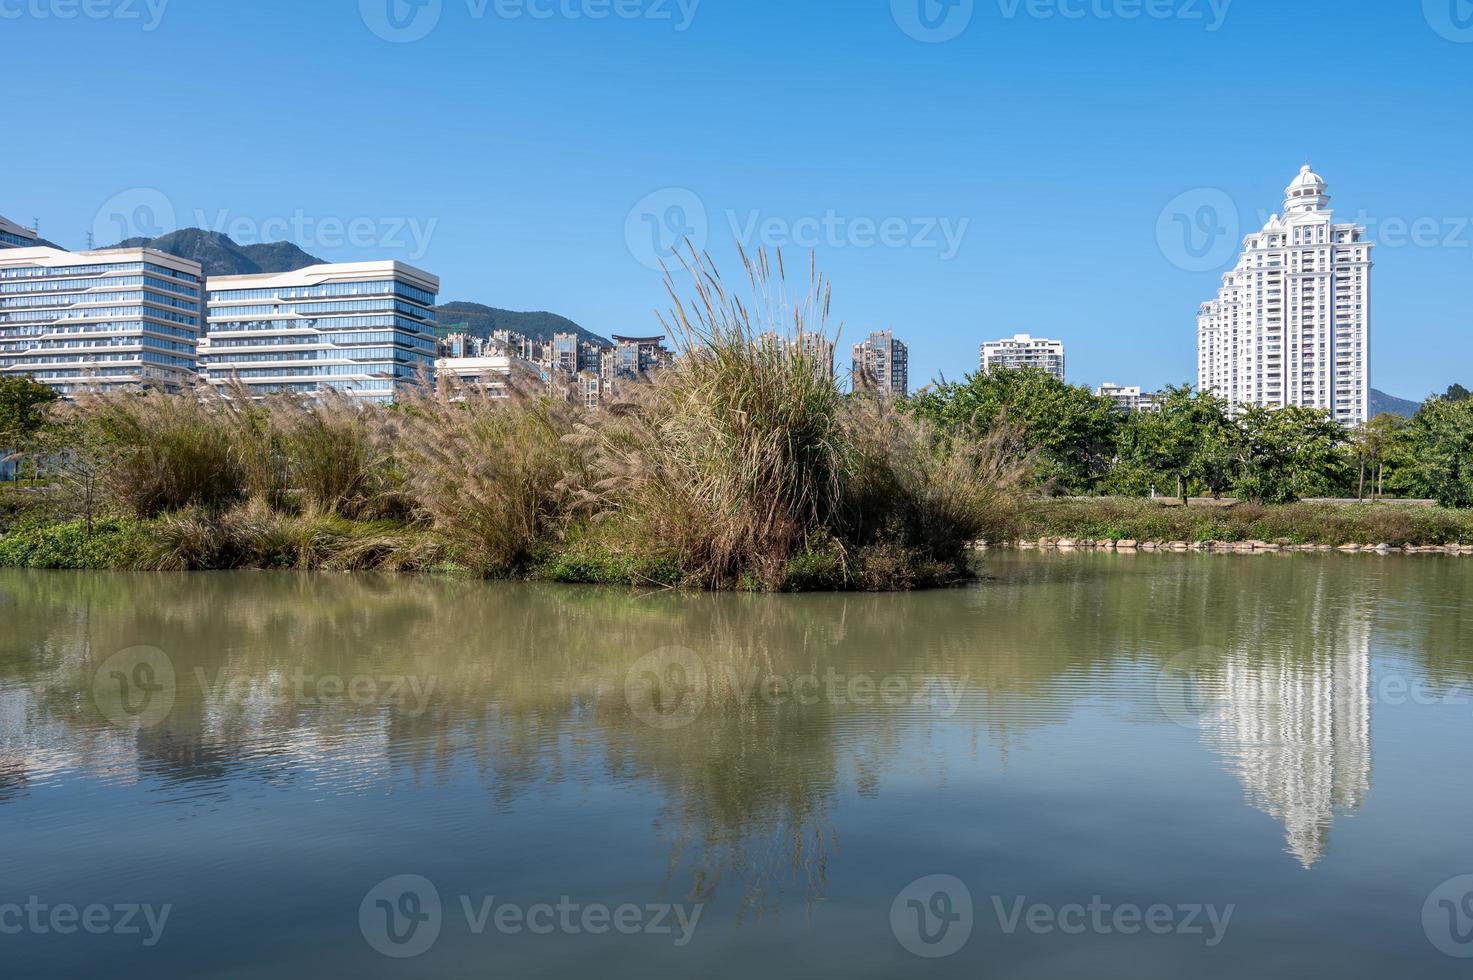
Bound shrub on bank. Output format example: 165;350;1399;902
0;519;149;570
1018;498;1473;546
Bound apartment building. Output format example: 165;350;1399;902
851;331;909;395
1198;165;1373;426
980;334;1066;380
1095;382;1158;413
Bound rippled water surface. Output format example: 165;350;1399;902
2;554;1472;977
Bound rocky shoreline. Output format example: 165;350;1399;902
975;537;1473;556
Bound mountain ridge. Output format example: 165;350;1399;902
102;228;613;346
1369;388;1420;419
106;228;325;277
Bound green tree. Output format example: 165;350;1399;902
1398;397;1473;507
1232;405;1348;504
0;376;60;480
33;414;116;534
1108;385;1238;501
908;368;1120;495
1350;413;1406;501
1442;383;1471;403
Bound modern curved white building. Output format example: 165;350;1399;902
202;261;439;403
0;245;202;394
1197;165;1372;426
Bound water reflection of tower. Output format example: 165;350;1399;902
1198;600;1372;869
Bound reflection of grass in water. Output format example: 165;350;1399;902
5;559;1473;904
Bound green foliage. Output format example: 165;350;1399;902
1108;385;1238;500
1020;498;1473;547
0;375;59;449
908;367;1118;494
529;538;685;588
1397;397;1473;508
0;519;149;569
1232;405;1348;504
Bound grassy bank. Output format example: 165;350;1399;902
0;250;1029;591
1015;498;1473;547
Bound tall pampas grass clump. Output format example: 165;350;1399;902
573;247;847;589
569;246;1031;590
395;376;584;576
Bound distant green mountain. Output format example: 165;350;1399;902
106;229;324;277
98;229;613;346
1369;388;1420;419
434;301;612;348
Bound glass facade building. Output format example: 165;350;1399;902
201;262;440;403
0;216;37;250
0;246;202;394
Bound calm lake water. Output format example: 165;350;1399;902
2;554;1472;977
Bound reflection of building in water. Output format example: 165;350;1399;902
1198;605;1372;868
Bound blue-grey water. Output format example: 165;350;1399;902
2;553;1471;977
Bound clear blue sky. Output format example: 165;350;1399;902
7;0;1471;398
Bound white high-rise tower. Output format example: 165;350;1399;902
1197;165;1373;426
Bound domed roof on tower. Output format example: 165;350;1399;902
1284;163;1330;214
